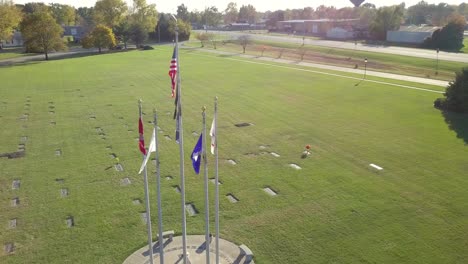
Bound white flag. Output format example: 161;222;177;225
209;117;216;155
138;128;156;174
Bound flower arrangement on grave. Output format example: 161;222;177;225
301;144;311;159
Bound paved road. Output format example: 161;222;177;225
189;47;448;87
201;30;468;63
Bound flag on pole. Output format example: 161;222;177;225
138;128;156;174
139;115;146;155
209;117;216;155
191;133;203;174
168;47;177;98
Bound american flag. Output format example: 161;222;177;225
138;116;146;155
168;47;177;98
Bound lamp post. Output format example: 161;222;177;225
364;58;368;79
436;48;439;75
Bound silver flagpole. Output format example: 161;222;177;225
214;97;220;264
154;109;164;264
171;14;188;264
139;100;154;264
202;107;210;264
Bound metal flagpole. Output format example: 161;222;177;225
154;109;164;264
171;14;188;264
139;100;154;264
202;106;210;264
213;97;220;264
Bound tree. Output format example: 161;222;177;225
130;0;158;32
369;5;404;40
434;68;468;113
49;3;76;26
76;7;94;31
423;14;466;51
94;0;128;28
224;2;238;24
406;1;430;25
83;24;116;53
20;11;66;60
130;23;146;47
168;19;191;41
21;2;48;14
114;19;131;49
202;6;222;28
266;10;285;30
237;35;251;53
195;32;208;47
238;4;256;24
176;4;189;22
0;0;22;48
430;3;455;26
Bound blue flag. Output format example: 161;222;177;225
191;133;203;174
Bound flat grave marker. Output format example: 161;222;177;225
226;193;239;203
289;163;301;170
263;187;278;196
185;203;198;216
12;180;20;190
66;216;74;227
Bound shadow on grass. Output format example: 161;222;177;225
0;49;136;67
442;110;468;145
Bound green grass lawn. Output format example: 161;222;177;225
1;46;467;264
0;47;29;60
462;38;468;53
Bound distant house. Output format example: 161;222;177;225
387;26;440;44
1;31;23;47
63;26;85;42
277;19;359;38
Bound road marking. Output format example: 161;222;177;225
188;51;444;94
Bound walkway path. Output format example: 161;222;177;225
123;235;254;264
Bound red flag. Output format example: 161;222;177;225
168;47;177;98
139;117;146;155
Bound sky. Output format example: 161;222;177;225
12;0;465;13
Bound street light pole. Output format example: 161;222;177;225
364;58;368;80
436;48;439;75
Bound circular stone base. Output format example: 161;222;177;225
123;235;254;264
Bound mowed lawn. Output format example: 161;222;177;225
0;46;467;264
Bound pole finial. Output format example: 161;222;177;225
202;106;206;112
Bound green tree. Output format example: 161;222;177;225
76;7;94;31
423;14;466;51
22;2;49;14
224;2;238;24
168;19;191;41
130;23;147;47
202;6;222;28
94;0;128;28
83;24;116;53
130;0;157;32
176;4;189;22
0;0;22;48
238;4;256;24
49;3;76;26
406;1;430;25
20;11;66;60
114;19;131;49
434;68;468;113
369;5;404;40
